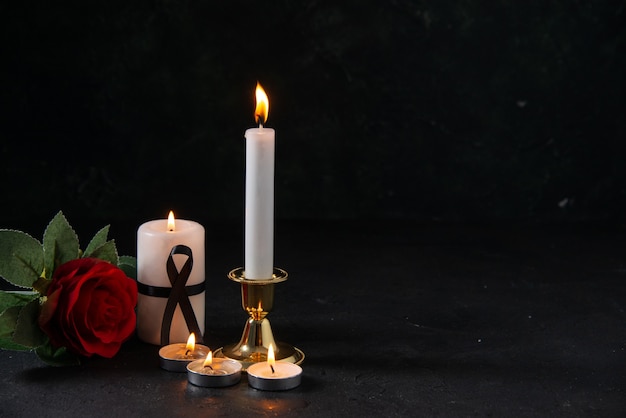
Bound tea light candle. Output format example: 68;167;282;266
247;344;302;391
159;333;210;372
187;351;243;387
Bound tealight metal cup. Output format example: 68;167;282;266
187;358;243;388
159;343;210;372
247;362;302;391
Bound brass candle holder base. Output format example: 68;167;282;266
214;267;304;371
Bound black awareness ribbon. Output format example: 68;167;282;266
162;244;203;345
136;244;204;345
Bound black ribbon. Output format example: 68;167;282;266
137;282;205;298
136;244;204;345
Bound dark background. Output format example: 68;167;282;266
2;3;625;415
1;1;625;227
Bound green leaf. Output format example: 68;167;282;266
84;225;110;257
0;305;30;350
118;255;137;280
13;299;47;348
0;305;21;340
0;337;31;351
0;230;44;288
0;298;42;351
36;340;81;367
43;211;79;278
0;291;39;312
86;240;119;265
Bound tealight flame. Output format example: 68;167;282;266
254;82;269;126
186;333;196;353
203;351;213;368
167;210;175;232
267;343;275;373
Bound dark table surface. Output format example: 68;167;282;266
1;219;625;417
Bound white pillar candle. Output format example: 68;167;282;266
137;211;205;345
244;82;275;280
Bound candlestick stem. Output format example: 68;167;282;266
215;267;304;371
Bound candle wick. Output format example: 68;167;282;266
185;349;191;356
270;364;275;374
204;365;213;370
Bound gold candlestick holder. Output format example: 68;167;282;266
214;267;304;371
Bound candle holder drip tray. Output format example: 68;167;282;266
214;267;304;371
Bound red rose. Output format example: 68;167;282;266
38;257;138;358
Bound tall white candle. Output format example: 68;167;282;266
137;211;205;345
244;83;275;280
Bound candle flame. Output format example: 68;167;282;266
167;210;175;232
186;333;196;352
267;343;275;368
254;82;269;126
203;351;213;368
